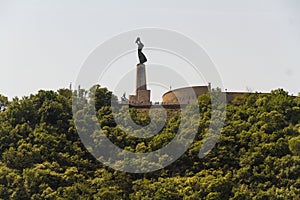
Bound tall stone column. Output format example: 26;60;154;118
129;64;151;105
136;64;147;91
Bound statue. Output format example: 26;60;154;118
135;37;147;64
121;92;128;102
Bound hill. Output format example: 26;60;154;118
0;87;299;199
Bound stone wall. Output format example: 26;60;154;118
162;85;259;105
225;92;248;103
162;86;210;104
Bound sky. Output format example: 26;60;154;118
0;0;300;101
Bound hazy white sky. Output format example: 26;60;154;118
0;0;299;101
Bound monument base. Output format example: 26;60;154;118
129;63;151;105
129;89;151;105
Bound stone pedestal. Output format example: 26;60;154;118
129;64;151;105
137;90;151;104
136;64;147;90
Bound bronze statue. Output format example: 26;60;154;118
135;37;147;64
121;92;128;102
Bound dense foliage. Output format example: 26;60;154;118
0;87;299;199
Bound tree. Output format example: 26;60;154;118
289;136;300;156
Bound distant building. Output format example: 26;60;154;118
162;85;211;105
161;85;262;105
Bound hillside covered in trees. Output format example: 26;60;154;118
0;87;299;199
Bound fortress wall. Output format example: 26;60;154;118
162;86;256;105
162;86;209;104
225;92;248;103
